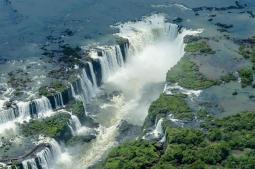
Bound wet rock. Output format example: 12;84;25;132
232;91;238;96
66;135;96;146
116;120;141;144
172;17;183;23
215;23;233;29
247;11;255;18
62;29;74;36
192;1;244;12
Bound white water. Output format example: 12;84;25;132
80;68;96;101
163;83;202;97
70;83;81;101
0;108;16;124
22;139;63;169
68;112;92;136
33;96;54;118
0;96;54;133
152;118;164;138
87;62;98;89
22;159;38;169
54;93;64;108
96;45;125;82
80;14;201;168
143;118;164;140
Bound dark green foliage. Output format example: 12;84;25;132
66;101;85;121
166;58;217;89
38;82;66;96
144;94;192;129
105;140;159;169
238;36;255;72
199;142;230;164
208;129;222;141
167;128;205;146
224;152;255;169
104;112;255;169
239;68;253;87
239;44;255;70
220;73;237;83
20;113;71;141
185;41;215;54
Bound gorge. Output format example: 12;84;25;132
1;0;255;169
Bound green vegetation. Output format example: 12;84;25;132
105;112;255;169
144;94;192;129
39;82;66;96
220;73;237;83
105;140;159;169
66;101;85;122
185;41;215;54
239;36;255;70
166;58;217;89
20;113;72;141
239;68;253;87
239;44;255;70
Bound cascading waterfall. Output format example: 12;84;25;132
54;93;64;108
80;68;96;102
67;111;91;136
115;15;179;56
87;62;98;89
97;45;125;82
68;113;82;136
0;14;203;169
143;118;164;139
22;139;62;169
22;159;37;169
32;96;53;118
16;101;31;121
0;96;54;133
152;118;164;138
0;108;16;124
81;14;202;168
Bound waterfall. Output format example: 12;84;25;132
166;23;179;40
0;97;54;130
81;69;96;100
17;101;31;121
115;15;179;56
22;139;62;169
54;93;64;108
142;118;164;140
70;83;81;101
152;118;164;138
68;114;82;136
87;62;98;89
22;159;37;169
98;45;125;82
80;68;95;102
68;112;91;136
0;108;16;124
36;146;53;169
115;46;125;67
159;130;167;143
32;96;53;118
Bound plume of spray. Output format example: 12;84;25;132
80;14;202;168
